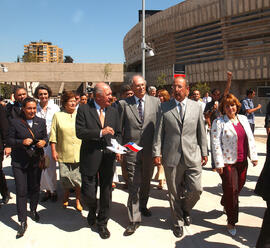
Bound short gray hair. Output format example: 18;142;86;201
148;86;156;93
93;82;109;97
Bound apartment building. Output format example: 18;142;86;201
24;40;63;63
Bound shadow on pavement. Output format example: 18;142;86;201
175;234;239;248
37;202;87;232
110;200;171;230
0;203;20;232
246;174;259;182
175;209;260;248
240;206;265;219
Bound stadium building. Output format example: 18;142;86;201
123;0;270;110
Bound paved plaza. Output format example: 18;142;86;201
0;116;268;248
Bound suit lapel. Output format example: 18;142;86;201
104;106;112;127
88;100;102;128
143;95;150;125
182;99;191;124
128;96;142;124
31;117;40;136
224;115;237;135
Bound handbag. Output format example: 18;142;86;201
21;119;49;170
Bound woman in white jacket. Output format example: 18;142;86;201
211;93;258;236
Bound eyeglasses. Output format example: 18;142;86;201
171;85;185;90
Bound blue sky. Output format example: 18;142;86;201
1;0;183;63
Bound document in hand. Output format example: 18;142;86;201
106;139;128;154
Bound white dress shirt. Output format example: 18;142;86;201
175;97;187;118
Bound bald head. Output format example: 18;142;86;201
172;77;189;102
131;75;146;99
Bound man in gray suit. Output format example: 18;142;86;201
118;75;160;236
153;76;208;238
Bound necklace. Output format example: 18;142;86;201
230;116;239;125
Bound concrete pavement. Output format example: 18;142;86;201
0;116;267;248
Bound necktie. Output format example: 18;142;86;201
179;102;183;120
138;99;144;123
99;108;105;127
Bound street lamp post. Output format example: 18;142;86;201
142;0;146;79
141;0;154;79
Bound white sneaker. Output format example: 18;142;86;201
227;227;237;236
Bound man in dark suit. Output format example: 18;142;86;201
6;86;27;122
0;104;10;204
153;77;208;238
76;82;121;239
118;75;160;236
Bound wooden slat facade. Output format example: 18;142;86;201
123;0;270;89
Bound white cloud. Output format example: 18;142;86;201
72;9;84;24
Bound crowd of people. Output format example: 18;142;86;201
0;74;269;247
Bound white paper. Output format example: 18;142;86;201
106;139;128;154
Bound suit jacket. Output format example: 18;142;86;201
76;100;121;176
118;94;160;155
153;98;207;168
8;116;48;168
0;105;8;153
265;101;270;129
255;133;270;201
211;114;257;168
5;101;22;122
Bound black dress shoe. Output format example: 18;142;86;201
123;222;140;236
97;225;110;239
87;216;96;227
16;221;27;238
30;210;40;222
173;225;183;238
184;215;192;226
2;193;11;204
140;207;152;217
41;192;51;202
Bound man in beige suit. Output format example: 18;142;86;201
153;77;208;238
118;75;160;236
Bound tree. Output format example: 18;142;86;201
0;84;13;99
156;73;167;89
103;63;112;81
22;53;37;62
64;55;74;63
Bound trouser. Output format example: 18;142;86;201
12;164;42;222
220;160;248;226
81;153;114;226
0;153;8;198
256;201;270;248
120;160;128;183
164;157;202;227
124;151;154;223
250;123;255;134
